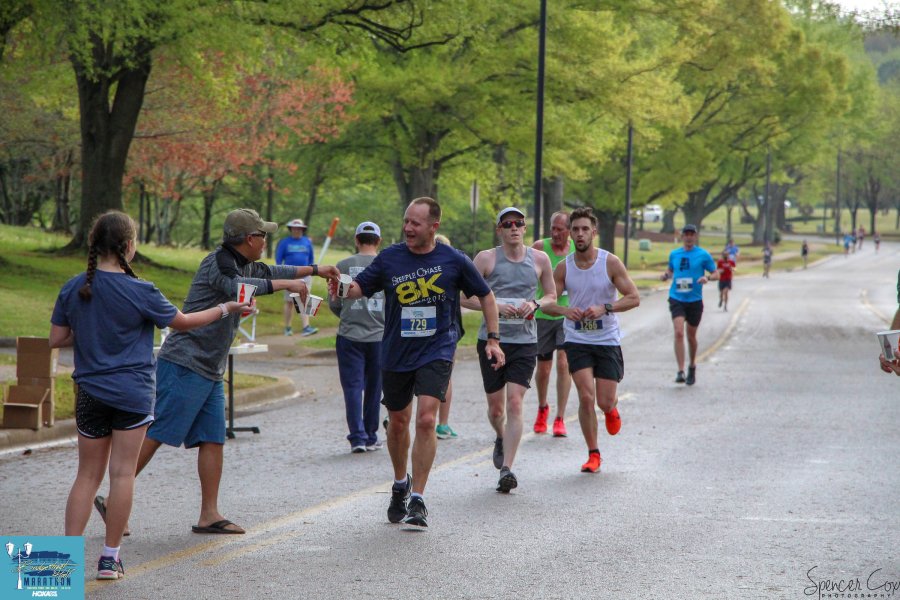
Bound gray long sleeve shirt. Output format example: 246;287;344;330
158;244;297;380
328;254;385;343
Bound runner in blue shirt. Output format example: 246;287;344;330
660;224;718;386
339;197;504;530
276;218;317;336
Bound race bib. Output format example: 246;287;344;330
497;297;526;324
574;319;603;332
401;306;436;337
675;278;693;293
367;296;384;313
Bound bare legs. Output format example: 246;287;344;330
386;396;441;495
486;383;526;469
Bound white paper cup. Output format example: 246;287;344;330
289;293;303;314
337;274;353;298
304;294;323;317
237;283;257;316
876;330;900;360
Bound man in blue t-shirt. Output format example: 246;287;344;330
660;224;718;386
276;218;317;336
340;197;505;530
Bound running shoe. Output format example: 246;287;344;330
552;416;567;437
533;405;550;434
497;467;518;493
351;445;366;454
365;440;384;451
435;424;458;439
401;497;428;530
301;325;318;336
581;452;602;473
675;370;686;383
492;437;504;469
96;555;124;580
686;365;696;386
605;407;621;436
387;474;411;523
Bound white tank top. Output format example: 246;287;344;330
563;249;620;345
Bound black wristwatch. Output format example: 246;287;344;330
311;264;318;276
487;332;500;341
604;303;614;315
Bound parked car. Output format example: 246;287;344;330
641;204;663;222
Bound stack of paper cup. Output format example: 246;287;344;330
237;283;257;317
305;294;323;317
876;329;900;360
337;274;353;298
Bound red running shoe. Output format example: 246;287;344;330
605;407;621;436
533;405;549;434
552;416;567;437
581;452;602;473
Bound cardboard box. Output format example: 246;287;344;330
15;376;55;426
2;385;50;430
16;337;59;379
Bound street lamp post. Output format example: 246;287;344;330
623;123;633;267
532;0;547;242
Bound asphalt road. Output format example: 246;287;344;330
2;241;898;600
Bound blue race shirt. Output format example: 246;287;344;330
667;246;716;302
275;235;314;267
355;243;490;372
51;270;178;414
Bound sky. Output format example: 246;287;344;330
834;0;897;11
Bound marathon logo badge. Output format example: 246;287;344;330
3;537;84;598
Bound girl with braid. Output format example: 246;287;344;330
49;211;249;581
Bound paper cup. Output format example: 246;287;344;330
237;283;257;317
304;294;323;317
337;274;353;298
289;293;303;314
876;330;900;360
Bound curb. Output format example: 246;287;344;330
0;376;298;452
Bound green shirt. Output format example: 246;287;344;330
535;237;574;321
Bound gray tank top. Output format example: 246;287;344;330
478;247;538;344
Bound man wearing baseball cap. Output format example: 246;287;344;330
96;208;339;535
328;222;386;453
660;224;718;386
276;218;317;336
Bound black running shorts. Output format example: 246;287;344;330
381;360;454;412
536;318;566;361
476;340;537;394
717;279;732;291
75;387;153;439
564;342;624;382
668;298;704;327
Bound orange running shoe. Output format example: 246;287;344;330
552;416;567;437
533;405;550;434
581;452;602;473
605;407;621;436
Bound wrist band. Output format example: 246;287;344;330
218;303;229;319
311;264;318;276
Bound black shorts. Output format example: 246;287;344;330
718;279;732;291
536;318;566;361
75;387;153;439
668;298;704;327
564;343;624;382
477;340;537;394
381;360;454;412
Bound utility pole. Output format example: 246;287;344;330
532;0;547;242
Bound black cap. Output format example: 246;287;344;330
682;224;698;234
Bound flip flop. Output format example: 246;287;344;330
191;519;245;534
93;495;131;537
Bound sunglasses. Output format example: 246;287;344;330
249;232;267;239
499;219;526;229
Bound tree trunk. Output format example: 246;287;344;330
661;208;677;234
201;181;220;250
595;207;617;253
68;38;152;248
304;161;327;229
52;151;74;232
541;176;563;238
392;161;438;209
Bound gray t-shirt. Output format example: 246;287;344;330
329;254;385;343
159;244;297;380
478;247;538;344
